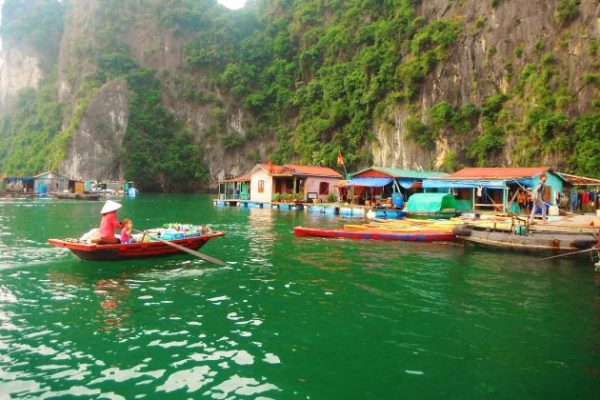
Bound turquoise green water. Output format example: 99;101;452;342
0;194;599;399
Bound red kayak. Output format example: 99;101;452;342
294;227;455;241
49;232;224;261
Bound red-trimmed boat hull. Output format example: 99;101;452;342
294;227;455;241
48;232;224;261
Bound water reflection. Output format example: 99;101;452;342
95;279;131;332
1;196;600;398
245;208;276;266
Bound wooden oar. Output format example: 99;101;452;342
540;246;598;261
135;229;225;266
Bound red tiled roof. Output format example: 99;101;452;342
444;167;550;179
284;164;342;178
253;163;342;178
256;164;295;176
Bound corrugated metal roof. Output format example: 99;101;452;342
443;167;550;179
284;164;342;178
558;172;600;186
33;171;69;180
351;167;447;179
220;174;251;183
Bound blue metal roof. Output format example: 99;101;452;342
348;177;393;187
422;179;508;189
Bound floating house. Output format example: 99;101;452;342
33;172;70;194
4;176;35;193
249;163;342;203
422;167;568;212
217;174;251;200
343;167;447;205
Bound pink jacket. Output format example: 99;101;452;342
120;227;132;243
100;212;122;239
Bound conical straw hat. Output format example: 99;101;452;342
100;200;122;214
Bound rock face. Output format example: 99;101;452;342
373;0;600;170
0;44;42;110
53;0;257;184
1;0;598;184
56;0;99;102
59;79;129;180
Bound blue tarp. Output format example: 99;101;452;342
422;179;507;189
398;179;416;189
348;177;393;187
406;193;457;212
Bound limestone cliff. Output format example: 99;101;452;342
0;0;42;111
0;0;598;188
373;0;600;170
60;78;129;181
55;0;257;183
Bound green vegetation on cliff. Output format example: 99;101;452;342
124;69;208;192
176;0;461;168
174;0;598;174
0;0;208;191
0;0;65;173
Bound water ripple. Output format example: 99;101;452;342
0;196;598;399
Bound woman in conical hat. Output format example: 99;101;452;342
94;200;123;244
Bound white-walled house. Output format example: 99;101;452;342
249;163;342;202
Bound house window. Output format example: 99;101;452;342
258;180;265;193
319;182;329;195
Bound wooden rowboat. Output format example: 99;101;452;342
454;224;597;255
52;192;102;200
294;226;455;241
49;231;224;261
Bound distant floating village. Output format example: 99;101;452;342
0;171;138;200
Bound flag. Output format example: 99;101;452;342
337;151;344;166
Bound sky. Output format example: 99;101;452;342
218;0;246;10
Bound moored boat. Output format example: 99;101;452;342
366;208;406;220
404;211;458;220
294;226;456;241
53;192;101;201
454;222;598;255
49;227;224;261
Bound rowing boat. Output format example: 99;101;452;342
294;218;459;241
294;226;455;241
454;223;598;255
49;228;224;261
52;192;101;201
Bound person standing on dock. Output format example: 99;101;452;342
529;173;547;224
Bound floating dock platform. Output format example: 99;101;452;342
213;199;403;219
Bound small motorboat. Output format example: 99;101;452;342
49;225;224;261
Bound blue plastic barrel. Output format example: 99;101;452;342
392;193;404;209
